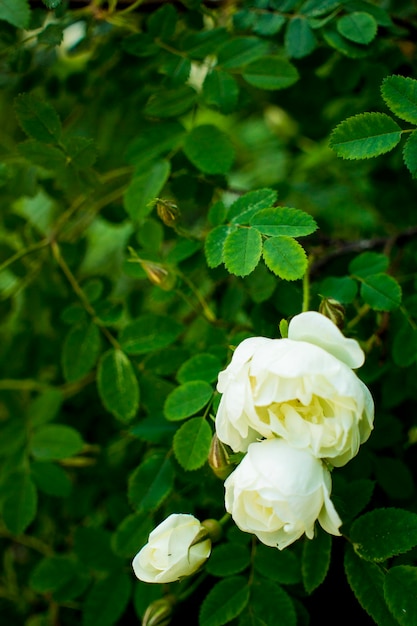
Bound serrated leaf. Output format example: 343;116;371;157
248;579;296;626
329;113;402;159
38;23;64;46
203;70;239;114
199;576;250;626
173;417;212;470
344;544;398;626
123;160;170;222
360;274;402;311
228;188;278;222
15;93;61;143
2;472;37;534
285;17;317;58
0;0;30;28
384;566;417;626
403;129;417;177
350;508;417;562
262;236;307;281
164;380;213;421
302;527;332;594
217;37;269;70
119;314;183;355
206;543;251;577
128;454;174;512
97;349;140;422
242;56;299;90
381;75;417;124
254;543;301;585
19;140;67;171
62;321;101;383
250;206;317;237
177;353;222;384
223;228;262;277
183;125;235;175
83;571;132;626
145;85;197;118
349;251;389;278
337;12;377;45
30;425;84;460
204;224;231;267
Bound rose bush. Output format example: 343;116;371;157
224;438;342;550
132;514;211;584
216;311;374;467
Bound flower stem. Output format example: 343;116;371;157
302;266;310;312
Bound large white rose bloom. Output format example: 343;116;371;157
225;438;342;550
132;514;211;583
215;311;374;467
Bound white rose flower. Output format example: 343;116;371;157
225;438;342;550
215;311;374;467
132;514;211;583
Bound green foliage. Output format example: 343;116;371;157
199;576;250;626
384;566;417;626
329;113;402;159
173;417;212;470
97;350;140;422
301;528;332;594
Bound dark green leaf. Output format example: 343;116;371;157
381;75;417;124
350;508;417;561
2;472;37;534
183;125;235;175
217;37;269;70
337;12;377;44
97;349;140;422
181;27;229;60
64;136;96;169
31;461;72;497
144;85;197;118
285;17;317;58
112;512;154;558
253;13;286;35
30;425;84;460
254;543;301;585
119;314;183;355
15;93;61;142
123;160;171;222
177;353;222;384
19;140;66;170
83;571;132;626
38;23;64;46
30;556;76;593
242;56;299;90
323;25;371;57
173;417;212;470
0;0;30;28
262;236;307;281
74;527;120;572
392;318;417;367
384;566;417;626
42;0;62;7
164;380;213;421
349;251;389;278
247;579;296;626
374;457;414;500
223;228;262;277
147;3;177;40
302;527;332;594
329;113;402;159
125;121;185;167
199;576;250;626
128;454;174;512
403;129;417;178
62;321;101;383
360;274;402;311
250;206;317;237
206;543;251;577
203;71;239;114
300;0;341;17
318;276;358;303
29;389;63;426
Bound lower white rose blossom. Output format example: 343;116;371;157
132;514;211;583
225;438;342;550
215;311;374;467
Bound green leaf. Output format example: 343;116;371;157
217;37;269;70
173;417;212;470
333;478;375;525
119;314;184;355
285;17;317;58
62;321;101;383
30;425;84;461
183;125;235;175
250;206;317;237
360;274;402;311
83;571;132;626
337;12;377;44
300;0;341;17
322;25;370;58
253;13;286;35
181;27;229;60
350;508;417;562
381;75;417;124
329;113;402;159
403;129;417;178
262;236;307;281
31;461;72;497
128;454;174;512
205;225;232;268
64;136;97;169
42;0;62;7
302;527;332;594
318;276;358;304
206;543;251;577
246;580;296;626
392;318;417;367
74;527;120;572
144;85;197;118
38;23;64;47
0;0;30;28
223;228;262;277
228;188;278;222
349;251;389;278
177;353;222;384
203;70;239;114
199;576;250;626
344;544;398;626
384;566;417;626
330;113;402;159
112;512;153;558
147;3;177;40
125;121;185;167
29;389;63;427
30;556;76;593
164;380;213;421
374;457;414;500
19;140;67;171
242;56;299;90
2;472;37;534
97;349;140;422
123;160;170;222
254;543;301;585
14;93;61;143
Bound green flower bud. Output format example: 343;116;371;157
201;518;223;543
208;433;234;480
319;297;345;329
139;259;176;291
142;596;176;626
156;199;180;227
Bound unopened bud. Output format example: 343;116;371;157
201;518;223;543
156;199;180;227
142;596;176;626
319;297;345;329
208;434;234;480
139;259;176;291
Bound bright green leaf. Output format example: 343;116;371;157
250;206;317;237
350;508;417;561
403;129;417;177
223;228;262;277
177;353;222;384
302;527;332;594
360;274;402;311
253;13;286;35
14;93;61;142
285;17;317;58
30;425;84;460
329;113;402;159
119;314;184;355
183;125;235;175
229;188;278;223
123;160;170;222
173;417;212;470
97;350;140;422
0;0;30;28
128;454;174;512
164;380;213;421
242;56;299;90
381;75;417;124
337;12;377;45
262;236;307;281
199;576;250;626
62;321;101;383
205;225;232;268
384;566;417;626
